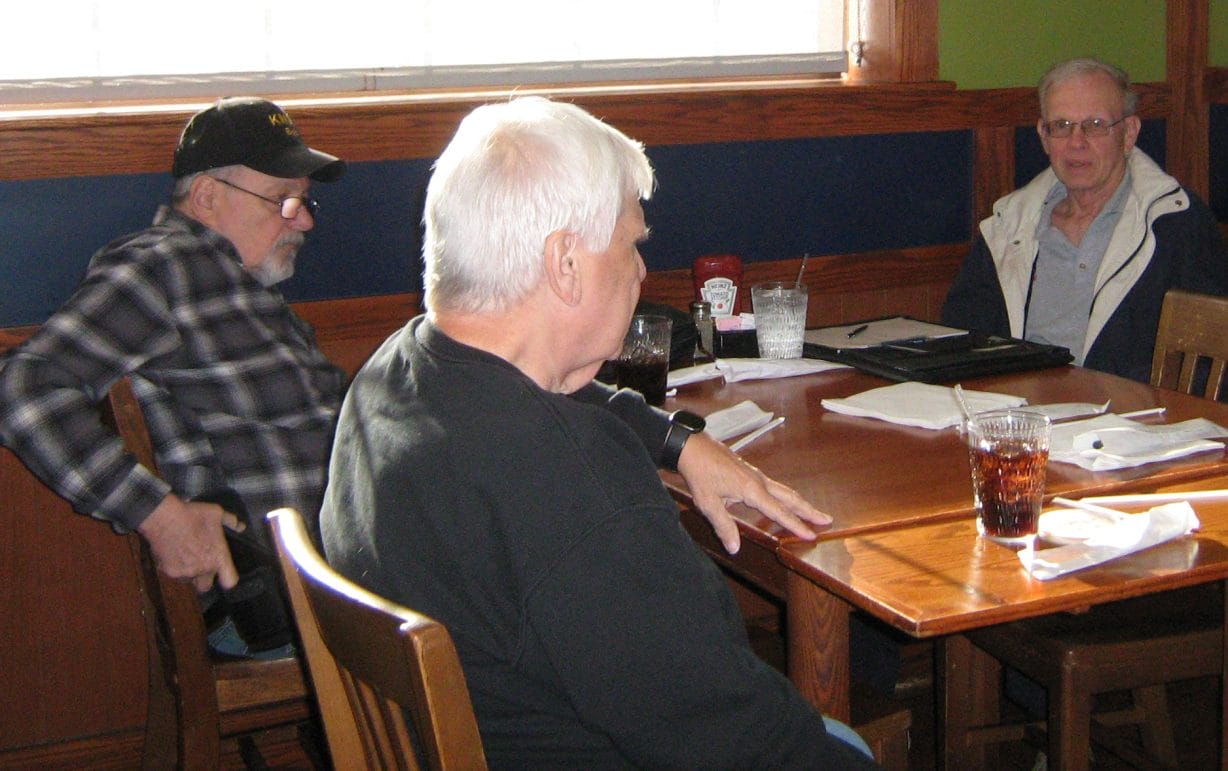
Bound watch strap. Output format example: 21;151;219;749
661;410;705;472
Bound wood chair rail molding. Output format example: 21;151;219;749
0;81;1173;182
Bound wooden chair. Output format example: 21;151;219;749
1150;287;1228;399
943;587;1222;769
942;288;1228;769
102;378;317;769
267;507;488;770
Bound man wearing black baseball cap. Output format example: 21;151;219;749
0;97;348;658
173;96;346;182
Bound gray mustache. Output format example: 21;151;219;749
278;233;306;251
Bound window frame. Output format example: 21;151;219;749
0;0;938;182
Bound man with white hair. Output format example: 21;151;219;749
943;57;1228;382
321;97;877;768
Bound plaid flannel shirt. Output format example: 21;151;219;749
0;207;345;540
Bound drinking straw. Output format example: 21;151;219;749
730;416;786;452
1081;489;1228;507
1051;496;1130;522
952;383;973;423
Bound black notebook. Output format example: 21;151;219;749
803;317;1072;384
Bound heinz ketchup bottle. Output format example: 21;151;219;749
691;254;743;317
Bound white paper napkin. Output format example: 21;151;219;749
1049;414;1227;470
1020;501;1200;580
667;363;723;388
703;399;774;442
667;358;849;388
820;382;1026;430
715;358;849;382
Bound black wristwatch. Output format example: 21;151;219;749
661;410;706;472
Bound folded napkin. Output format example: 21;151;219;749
1049;414;1227;470
715;358;848;382
1020;501;1200;580
821;382;1026;430
667;363;723;388
667;358;848;388
704;399;774;442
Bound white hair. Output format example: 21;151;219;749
422;96;655;314
1039;58;1138;118
170;164;243;204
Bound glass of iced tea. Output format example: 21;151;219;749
615;315;672;406
965;408;1051;546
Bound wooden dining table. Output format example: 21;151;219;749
664;362;1228;728
779;477;1228;770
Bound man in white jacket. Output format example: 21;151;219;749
943;57;1228;382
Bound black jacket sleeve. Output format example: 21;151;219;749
941;234;1013;337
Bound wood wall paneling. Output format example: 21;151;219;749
1167;0;1211;197
0;447;150;765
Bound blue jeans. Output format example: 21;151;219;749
207;615;296;660
823;716;875;759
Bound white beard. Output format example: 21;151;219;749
249;235;303;286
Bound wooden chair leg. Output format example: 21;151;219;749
939;634;1002;770
1051;675;1092;771
1132;684;1179;767
854;708;911;771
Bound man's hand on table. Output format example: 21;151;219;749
137;493;242;592
676;431;831;554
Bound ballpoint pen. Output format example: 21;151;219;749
846;324;869;338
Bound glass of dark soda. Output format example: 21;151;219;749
965;408;1051;546
615;315;672;406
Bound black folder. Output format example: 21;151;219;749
803;318;1072;384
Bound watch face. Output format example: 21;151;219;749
674;410;706;433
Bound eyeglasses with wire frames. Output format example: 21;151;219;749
209;176;319;220
1040;115;1129;139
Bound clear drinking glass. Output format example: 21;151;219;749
965;408;1051;546
751;282;807;359
614;315;672;406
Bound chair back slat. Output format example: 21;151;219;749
268;508;487;771
1150;288;1228;400
1208;360;1228;398
350;679;416;770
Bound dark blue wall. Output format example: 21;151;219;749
1211;104;1228;221
4;113;1222;328
0;131;973;327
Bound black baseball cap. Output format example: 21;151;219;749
172;97;346;182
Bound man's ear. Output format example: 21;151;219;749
185;175;219;224
1036;118;1051;155
543;229;582;306
1121;114;1142;155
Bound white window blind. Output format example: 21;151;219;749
1;1;846;104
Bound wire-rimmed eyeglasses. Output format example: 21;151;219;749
211;176;319;220
1040;116;1129;139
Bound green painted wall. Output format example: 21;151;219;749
939;1;1167;88
1213;0;1228;66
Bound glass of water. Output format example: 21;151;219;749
751;282;808;359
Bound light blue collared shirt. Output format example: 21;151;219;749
1025;171;1132;364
